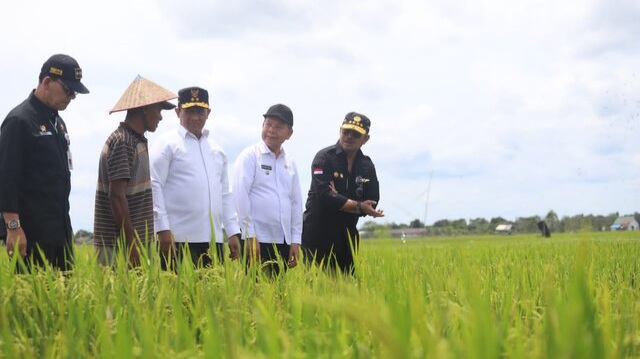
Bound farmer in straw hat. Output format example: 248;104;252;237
93;75;177;267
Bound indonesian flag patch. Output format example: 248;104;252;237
313;167;323;175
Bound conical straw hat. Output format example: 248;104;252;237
109;75;177;114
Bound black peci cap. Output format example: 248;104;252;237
178;87;210;109
263;103;293;126
40;54;89;94
341;112;370;135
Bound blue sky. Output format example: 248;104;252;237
1;0;638;231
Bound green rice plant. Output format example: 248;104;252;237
0;231;639;358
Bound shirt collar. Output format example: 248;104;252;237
259;140;286;157
119;122;147;142
28;90;58;121
178;125;209;139
335;140;363;158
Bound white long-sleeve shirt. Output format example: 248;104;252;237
232;141;302;244
150;126;240;243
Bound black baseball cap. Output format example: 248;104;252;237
40;54;89;94
341;112;370;135
178;87;209;109
263;103;293;126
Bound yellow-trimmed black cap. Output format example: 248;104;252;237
341;112;370;135
40;54;89;94
178;87;209;109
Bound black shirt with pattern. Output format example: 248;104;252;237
302;141;379;272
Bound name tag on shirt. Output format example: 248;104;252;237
261;164;272;175
67;149;73;170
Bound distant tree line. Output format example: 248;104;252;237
6;210;631;244
360;211;640;237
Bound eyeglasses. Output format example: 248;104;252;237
355;176;364;198
54;79;76;97
341;129;363;139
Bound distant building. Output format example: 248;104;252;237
495;223;513;234
610;216;639;231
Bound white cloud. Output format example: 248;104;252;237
1;0;638;232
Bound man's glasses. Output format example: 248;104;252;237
341;129;363;139
54;79;76;97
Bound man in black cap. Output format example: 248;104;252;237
233;104;303;276
0;54;89;271
302;112;384;274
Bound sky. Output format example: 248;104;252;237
1;0;639;232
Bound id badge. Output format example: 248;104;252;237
64;132;73;170
67;149;73;170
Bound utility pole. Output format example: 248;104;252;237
423;171;433;226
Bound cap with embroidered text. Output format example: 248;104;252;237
341;112;370;135
40;54;89;94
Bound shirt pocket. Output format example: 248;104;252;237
31;132;59;164
256;162;274;182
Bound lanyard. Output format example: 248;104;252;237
49;116;59;134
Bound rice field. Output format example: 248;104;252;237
1;231;639;358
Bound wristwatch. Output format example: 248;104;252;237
6;219;20;230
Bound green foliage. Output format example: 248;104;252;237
360;220;389;236
409;219;424;228
1;232;639;358
514;215;541;233
384;211;626;237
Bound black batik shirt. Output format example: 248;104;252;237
302;141;379;252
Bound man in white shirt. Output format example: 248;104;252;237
150;87;241;268
233;103;302;276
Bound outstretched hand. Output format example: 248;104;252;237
362;200;384;218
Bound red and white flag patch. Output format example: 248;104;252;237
313;167;323;175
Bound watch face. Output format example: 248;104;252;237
7;219;20;230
